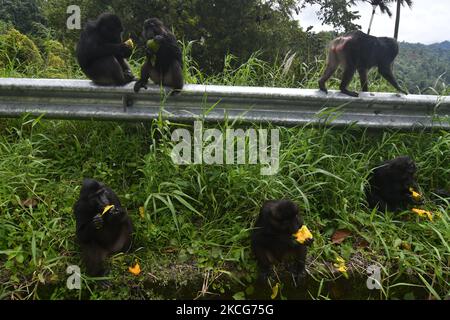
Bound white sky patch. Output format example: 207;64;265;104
296;0;450;44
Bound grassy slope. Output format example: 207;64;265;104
0;118;449;300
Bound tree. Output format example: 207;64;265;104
39;0;357;74
392;0;412;40
42;0;111;43
0;0;46;34
359;0;392;35
97;0;310;73
301;0;361;32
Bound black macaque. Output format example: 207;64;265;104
366;156;419;212
319;30;407;97
74;179;133;276
76;13;135;86
134;18;184;94
251;200;313;283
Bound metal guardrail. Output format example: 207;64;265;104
0;78;449;129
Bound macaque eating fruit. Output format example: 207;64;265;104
73;179;133;276
366;156;420;212
251;200;313;282
76;13;135;86
294;225;313;244
134;18;183;94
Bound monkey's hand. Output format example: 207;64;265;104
134;80;148;93
154;35;164;43
120;43;133;58
109;207;126;222
93;214;104;230
303;238;314;246
146;38;160;56
124;70;137;82
145;47;154;56
289;236;313;248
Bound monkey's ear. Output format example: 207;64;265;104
391;157;412;171
260;205;273;219
406;158;415;168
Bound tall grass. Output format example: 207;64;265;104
0;117;449;299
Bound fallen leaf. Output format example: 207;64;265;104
401;242;411;251
355;238;369;249
20;198;38;208
331;229;352;244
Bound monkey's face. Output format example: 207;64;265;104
267;201;302;235
142;18;165;40
390;156;417;191
98;14;123;43
88;185;110;212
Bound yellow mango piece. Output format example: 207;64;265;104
101;204;115;216
335;256;345;264
337;265;347;273
411;208;433;221
333;257;349;278
124;38;134;48
270;283;280;300
129;262;141;275
409;187;422;201
294;225;313;244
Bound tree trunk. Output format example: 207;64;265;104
394;0;401;39
367;5;377;35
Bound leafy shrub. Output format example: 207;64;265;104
0;28;43;71
42;39;72;77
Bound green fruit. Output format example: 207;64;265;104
146;39;160;52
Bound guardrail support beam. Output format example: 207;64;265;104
0;78;449;129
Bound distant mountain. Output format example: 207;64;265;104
395;41;449;94
429;41;450;51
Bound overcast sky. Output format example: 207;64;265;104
296;0;450;44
